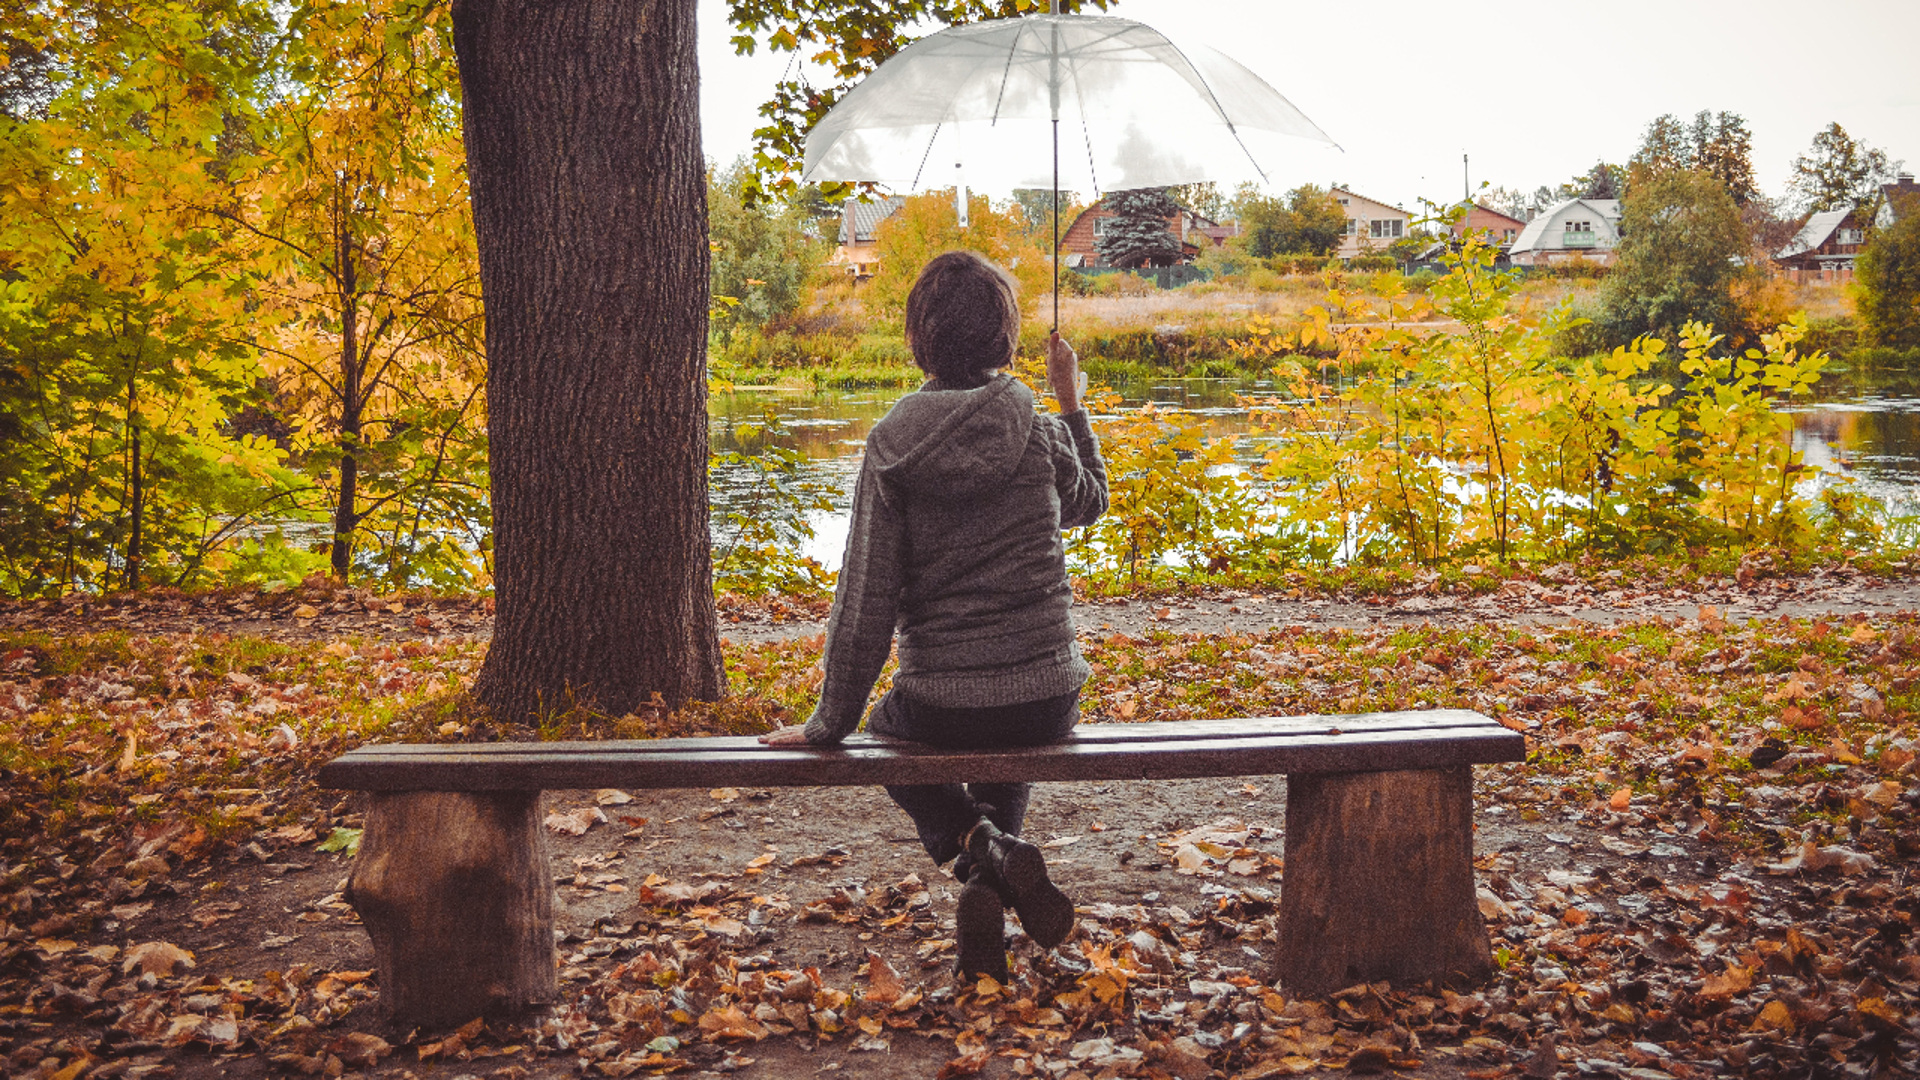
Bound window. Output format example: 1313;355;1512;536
1337;197;1349;206
1503;229;1517;242
1369;219;1403;239
1093;216;1112;237
1343;219;1358;236
1838;228;1865;245
1566;220;1593;232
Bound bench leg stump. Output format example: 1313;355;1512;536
346;791;557;1027
1275;767;1490;995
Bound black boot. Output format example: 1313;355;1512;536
953;862;1009;982
963;817;1075;950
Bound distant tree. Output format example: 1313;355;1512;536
1010;187;1081;240
1233;184;1346;259
1790;122;1901;214
1481;185;1530;219
1599;170;1757;347
1626;111;1756;204
707;159;827;340
1579;162;1625;201
1857;212;1920;349
1095;187;1184;268
1168;181;1227;221
867;191;1049;312
1629;114;1692;181
1689;111;1758;205
1741;196;1802;264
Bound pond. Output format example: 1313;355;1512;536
710;369;1920;571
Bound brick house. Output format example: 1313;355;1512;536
1878;172;1919;227
1450;203;1527;248
1057;200;1229;268
1775;208;1870;278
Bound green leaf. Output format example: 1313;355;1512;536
317;827;363;856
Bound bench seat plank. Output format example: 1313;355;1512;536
319;710;1523;792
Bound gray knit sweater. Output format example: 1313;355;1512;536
801;374;1109;745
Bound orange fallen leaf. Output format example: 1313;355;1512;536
1699;964;1752;1000
864;950;906;1004
122;941;195;976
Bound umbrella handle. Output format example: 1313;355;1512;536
1052;117;1059;335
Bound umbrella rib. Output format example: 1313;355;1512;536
988;20;1031;126
1154;37;1302;183
910;120;942;191
1065;50;1099;196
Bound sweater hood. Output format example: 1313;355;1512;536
867;375;1037;495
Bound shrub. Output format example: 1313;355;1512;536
1858;210;1920;348
1598;170;1759;347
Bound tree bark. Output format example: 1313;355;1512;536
453;0;724;722
1275;767;1492;995
332;198;360;584
123;365;143;591
346;791;556;1027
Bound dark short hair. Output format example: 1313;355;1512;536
904;250;1019;384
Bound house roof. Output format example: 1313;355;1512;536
837;196;906;245
1465;204;1528;229
1330;187;1406;217
1882;175;1920;223
1508;198;1621;253
1778;209;1850;259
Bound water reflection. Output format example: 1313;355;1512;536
711;371;1920;571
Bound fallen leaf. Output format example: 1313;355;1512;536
1753;999;1794;1032
544;806;607;835
864;950;906;1004
936;1049;990;1078
1699;964;1752;1000
123;941;196;976
327;1032;392;1067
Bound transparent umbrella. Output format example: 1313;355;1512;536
800;8;1338;322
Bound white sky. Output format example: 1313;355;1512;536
698;0;1918;213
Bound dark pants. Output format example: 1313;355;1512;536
871;687;1080;867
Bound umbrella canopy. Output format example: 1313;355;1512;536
800;12;1337;195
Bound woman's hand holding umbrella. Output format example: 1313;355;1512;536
1046;331;1084;414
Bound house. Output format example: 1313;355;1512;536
1506;197;1623;267
1451;203;1527;248
1878;172;1919;227
1057;200;1228;268
1776;207;1870;279
830;196;906;278
1331;187;1411;259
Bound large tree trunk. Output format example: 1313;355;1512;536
453;0;725;721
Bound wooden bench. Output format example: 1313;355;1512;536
318;709;1524;1026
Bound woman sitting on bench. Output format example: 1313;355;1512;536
759;250;1109;981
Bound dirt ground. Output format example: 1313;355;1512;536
6;564;1915;648
98;769;1760;1080
5;575;1916;1080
